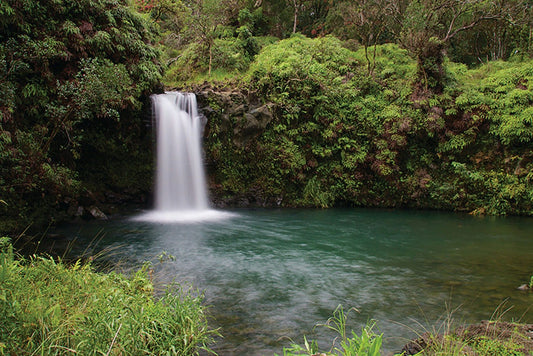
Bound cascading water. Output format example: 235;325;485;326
153;92;209;211
135;92;234;223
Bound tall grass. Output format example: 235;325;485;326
279;305;392;356
280;301;530;356
0;237;218;355
398;299;528;356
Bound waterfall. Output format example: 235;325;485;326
152;92;209;211
134;92;234;223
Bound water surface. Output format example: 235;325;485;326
55;208;533;355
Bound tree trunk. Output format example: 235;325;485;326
209;44;212;77
292;0;298;33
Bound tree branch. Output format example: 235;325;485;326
444;15;501;42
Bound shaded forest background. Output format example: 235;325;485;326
1;0;533;234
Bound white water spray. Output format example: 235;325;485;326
153;92;208;210
135;92;234;223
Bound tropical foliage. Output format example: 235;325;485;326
201;36;533;215
1;0;533;233
0;0;161;232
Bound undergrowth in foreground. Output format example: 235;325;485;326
280;304;532;356
279;305;393;356
0;237;217;355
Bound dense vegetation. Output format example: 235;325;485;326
0;0;161;233
202;36;533;215
1;0;532;232
1;2;531;354
0;237;217;355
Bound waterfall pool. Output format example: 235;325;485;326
52;208;533;355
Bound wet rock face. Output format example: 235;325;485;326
193;86;281;208
235;104;274;146
196;88;274;147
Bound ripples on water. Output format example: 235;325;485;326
55;208;533;355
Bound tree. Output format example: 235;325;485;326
447;0;533;64
298;0;335;37
400;0;506;92
289;0;306;33
253;0;304;36
327;0;401;75
181;0;233;76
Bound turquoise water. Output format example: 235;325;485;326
55;208;533;355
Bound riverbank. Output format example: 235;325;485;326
401;320;533;355
3;207;533;355
3;235;531;356
0;237;217;355
282;316;533;355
